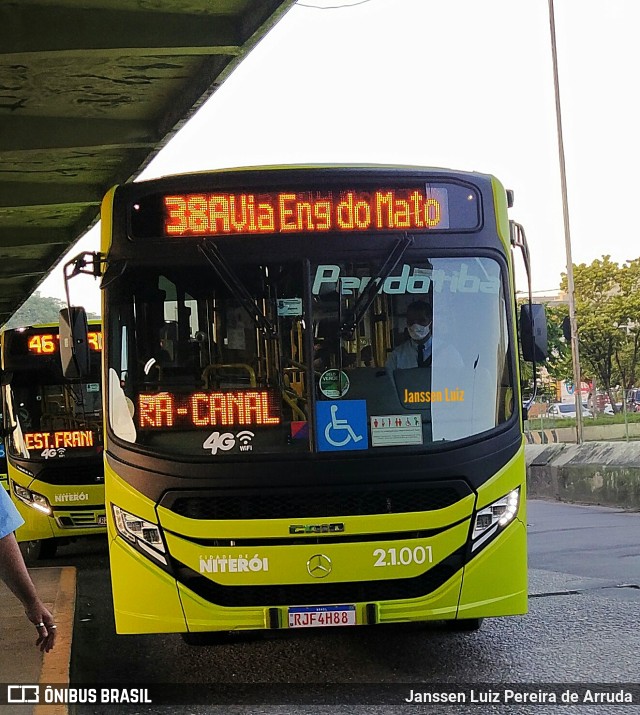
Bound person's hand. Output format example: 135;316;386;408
25;600;57;652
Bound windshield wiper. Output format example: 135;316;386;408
199;240;278;338
340;234;414;339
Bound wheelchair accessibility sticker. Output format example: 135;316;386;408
316;400;368;452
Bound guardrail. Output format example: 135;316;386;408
525;419;640;443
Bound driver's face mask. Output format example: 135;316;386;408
407;323;430;341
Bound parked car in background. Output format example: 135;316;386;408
547;403;593;419
627;388;640;412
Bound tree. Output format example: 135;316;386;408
2;292;99;330
542;303;572;383
614;258;640;390
560;256;640;410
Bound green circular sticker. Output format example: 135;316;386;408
319;369;350;399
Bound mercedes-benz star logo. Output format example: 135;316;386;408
307;553;332;578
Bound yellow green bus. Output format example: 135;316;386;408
0;322;105;560
62;165;545;639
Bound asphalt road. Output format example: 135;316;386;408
47;499;639;713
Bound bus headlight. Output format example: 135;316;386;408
471;488;520;552
112;505;167;565
12;483;52;515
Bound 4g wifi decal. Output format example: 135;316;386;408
237;431;254;451
203;430;255;455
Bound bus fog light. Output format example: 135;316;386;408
12;483;52;515
471;488;520;550
112;505;166;563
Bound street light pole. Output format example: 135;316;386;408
548;0;583;444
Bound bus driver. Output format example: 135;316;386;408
386;299;464;374
385;300;434;372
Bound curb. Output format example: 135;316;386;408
34;567;76;715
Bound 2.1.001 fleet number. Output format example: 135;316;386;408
373;546;433;568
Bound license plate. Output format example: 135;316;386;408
288;605;356;628
97;515;107;525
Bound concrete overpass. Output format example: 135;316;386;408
0;0;296;325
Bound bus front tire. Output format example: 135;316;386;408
445;617;484;631
20;539;58;563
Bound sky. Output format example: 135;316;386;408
39;0;640;313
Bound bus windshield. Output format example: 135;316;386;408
3;329;103;461
107;254;513;458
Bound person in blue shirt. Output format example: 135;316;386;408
0;486;57;652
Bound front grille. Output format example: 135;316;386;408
166;482;470;520
173;550;464;607
56;512;104;528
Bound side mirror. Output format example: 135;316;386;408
59;307;90;378
0;367;11;387
0;369;15;437
520;303;548;363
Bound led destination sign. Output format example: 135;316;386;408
26;332;102;355
24;431;96;451
137;390;281;429
160;187;451;237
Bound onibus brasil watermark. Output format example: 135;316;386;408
6;685;151;705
